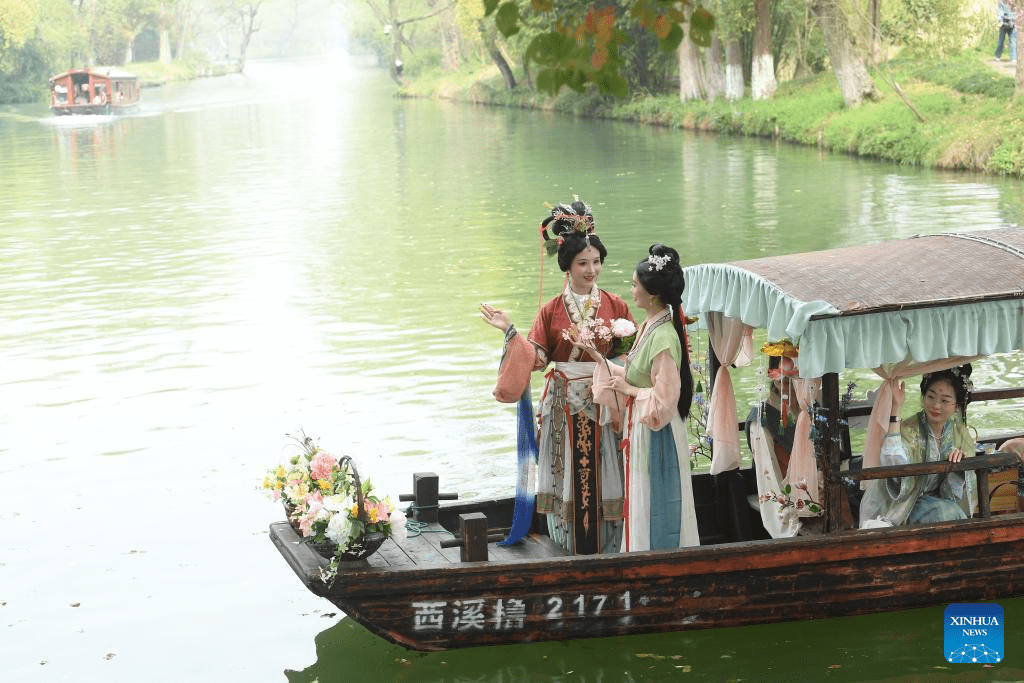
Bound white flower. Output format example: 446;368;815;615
326;511;356;546
610;318;636;337
322;493;353;512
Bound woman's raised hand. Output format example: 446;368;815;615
892;380;906;407
480;303;511;332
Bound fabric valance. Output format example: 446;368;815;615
682;264;1024;378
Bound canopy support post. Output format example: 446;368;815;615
821;372;847;532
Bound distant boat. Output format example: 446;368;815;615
48;67;140;115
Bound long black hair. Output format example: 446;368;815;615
540;200;608;272
636;243;693;420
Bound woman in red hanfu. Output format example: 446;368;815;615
481;200;634;554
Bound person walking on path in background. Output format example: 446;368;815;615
996;0;1017;62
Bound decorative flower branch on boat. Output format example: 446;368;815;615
262;431;401;581
686;318;712;465
759;480;824;515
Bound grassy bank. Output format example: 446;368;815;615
403;49;1024;178
128;58;242;87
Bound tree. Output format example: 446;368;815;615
810;0;877;106
215;0;263;71
0;0;37;70
84;0;160;65
424;0;461;71
478;16;516;88
750;0;775;99
677;3;704;100
486;0;715;97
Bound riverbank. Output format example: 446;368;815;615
126;59;242;88
403;48;1024;178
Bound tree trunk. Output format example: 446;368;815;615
705;35;726;101
159;29;172;63
751;0;776;100
237;3;262;73
811;0;879;107
1016;8;1024;98
869;0;881;67
677;5;705;101
439;5;461;71
725;38;744;101
477;19;516;89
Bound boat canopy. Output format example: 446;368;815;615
681;227;1024;378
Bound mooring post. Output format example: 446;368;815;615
412;472;439;523
458;512;489;562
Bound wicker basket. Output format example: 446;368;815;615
307;455;389;562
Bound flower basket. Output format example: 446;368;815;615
310;531;389;562
308;455;388;562
263;432;397;576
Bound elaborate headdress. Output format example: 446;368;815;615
761;339;800;429
540;197;595;256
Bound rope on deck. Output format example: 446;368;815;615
403;503;447;538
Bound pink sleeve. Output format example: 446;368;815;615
592;359;626;426
493;332;539;403
632;350;680;431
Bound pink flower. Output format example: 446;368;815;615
310;451;336;481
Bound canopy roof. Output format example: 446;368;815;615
681;227;1024;378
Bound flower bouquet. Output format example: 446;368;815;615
561;317;636;357
262;432;399;580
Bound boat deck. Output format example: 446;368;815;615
370;524;568;568
270;520;569;575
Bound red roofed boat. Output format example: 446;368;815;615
48;67;140;115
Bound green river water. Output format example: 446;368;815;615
2;56;1023;682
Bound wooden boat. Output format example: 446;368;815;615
48;67;140;115
270;227;1024;651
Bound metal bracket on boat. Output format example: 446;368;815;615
398;472;458;523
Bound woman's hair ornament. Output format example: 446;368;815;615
540;197;595;256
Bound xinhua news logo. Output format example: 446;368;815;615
944;603;1004;663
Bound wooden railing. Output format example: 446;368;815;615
843;452;1024;518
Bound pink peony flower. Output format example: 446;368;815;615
310;451;336;481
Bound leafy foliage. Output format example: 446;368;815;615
485;0;715;97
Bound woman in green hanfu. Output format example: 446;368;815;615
859;365;977;527
576;244;700;552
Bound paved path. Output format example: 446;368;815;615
988;58;1018;78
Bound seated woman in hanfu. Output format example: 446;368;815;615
859;365;977;527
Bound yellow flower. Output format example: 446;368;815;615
316;479;332;492
760;339;799;358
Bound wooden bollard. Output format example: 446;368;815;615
459;512;488;562
398;472;457;523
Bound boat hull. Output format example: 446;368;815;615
270;511;1024;651
50;103;139;116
